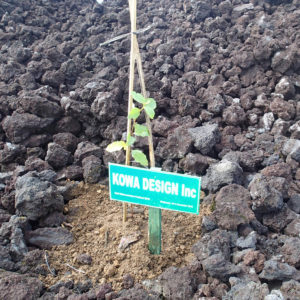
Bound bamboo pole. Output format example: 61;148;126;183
124;0;137;223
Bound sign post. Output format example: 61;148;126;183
148;207;161;254
109;163;201;254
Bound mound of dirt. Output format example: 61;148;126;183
42;183;209;291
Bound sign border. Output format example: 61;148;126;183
108;163;201;215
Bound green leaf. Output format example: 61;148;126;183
106;141;127;152
127;135;136;146
134;123;149;137
145;98;157;110
144;106;155;119
132;150;148;167
128;107;140;120
132;91;147;104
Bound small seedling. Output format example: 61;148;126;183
106;91;156;167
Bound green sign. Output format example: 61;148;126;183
109;163;201;214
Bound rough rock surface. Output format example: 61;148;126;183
211;184;255;230
15;172;64;221
0;270;43;300
26;227;73;249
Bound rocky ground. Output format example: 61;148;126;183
0;0;300;299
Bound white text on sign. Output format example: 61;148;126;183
112;172;197;198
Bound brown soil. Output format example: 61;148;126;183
41;183;210;291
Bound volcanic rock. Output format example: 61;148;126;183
201;159;244;193
211;184;255;231
188;124;220;155
26;227;73;249
0;270;43;300
15;172;64;221
45;142;72;169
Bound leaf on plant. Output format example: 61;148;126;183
106;141;127;152
132;150;148;167
134;124;149;137
132;91;147;104
128;107;140;119
145;98;157;110
127;135;136;146
144;106;155;119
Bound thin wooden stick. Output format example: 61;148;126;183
65;263;86;274
44;251;56;276
124;0;138;223
135;47;155;168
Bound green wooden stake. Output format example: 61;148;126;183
148;207;161;254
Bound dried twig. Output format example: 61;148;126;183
65;263;86;274
99;25;153;47
105;230;109;247
44;251;56;277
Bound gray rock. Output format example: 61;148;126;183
15;173;64;221
91;92;118;122
0;209;11;226
192;229;235;261
76;253;92;266
207;93;226;114
157;266;196;299
201;215;217;232
238;150;264;172
287;194;300;213
264;290;284;300
262;205;297;232
38;170;57;183
27;227;73;249
262;112;275;131
118;283;160;300
222;105;246;126
25;157;52;172
53;132;78;153
223;279;269;300
0;143;26;164
281;237;300;268
38;211;66;228
284;219;300;237
45;142;72;169
0;270;43;300
261;154;280;167
270;97;295;121
236;232;257;250
57;165;83;181
2;112;54;143
259;260;300;281
191;0;212;22
55;116;81;135
16;94;62;119
211;184;255;231
202;253;241;282
275;77;295;99
155;126;193;159
74;141;102;163
188;124;220;155
82;155;103;184
271;46;297;74
10;226;28;261
0;171;13;184
280;280;300;300
0;245;15;271
249;174;283;213
60;97;91;123
202;159;243;193
282;139;300;162
179;153;217;175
